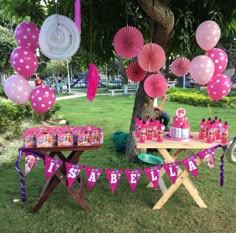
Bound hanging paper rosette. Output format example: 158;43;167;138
39;14;80;60
171;57;190;77
113;26;144;59
137;43;166;72
144;74;168;98
126;61;146;82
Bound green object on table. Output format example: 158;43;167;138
138;153;164;165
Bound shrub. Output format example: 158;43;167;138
169;91;230;107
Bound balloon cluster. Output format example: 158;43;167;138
190;20;232;101
3;21;56;114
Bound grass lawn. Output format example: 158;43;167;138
0;95;236;233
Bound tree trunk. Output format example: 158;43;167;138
125;0;174;161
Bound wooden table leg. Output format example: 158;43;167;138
33;175;61;213
32;150;90;213
152;148;207;209
55;169;91;211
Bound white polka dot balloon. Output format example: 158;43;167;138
14;21;40;52
3;74;31;104
29;85;56;114
189;55;215;85
206;48;228;76
10;46;38;79
207;73;232;101
196;20;221;51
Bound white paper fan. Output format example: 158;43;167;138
39;14;80;60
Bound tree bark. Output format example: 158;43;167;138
125;0;174;161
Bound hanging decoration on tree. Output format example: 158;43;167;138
74;0;81;33
137;43;166;72
113;26;144;59
171;57;190;77
87;63;99;101
39;14;80;60
144;74;168;98
126;61;146;82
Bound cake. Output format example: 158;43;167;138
168;108;191;140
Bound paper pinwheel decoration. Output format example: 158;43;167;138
144;74;168;98
171;57;190;77
137;43;166;72
113;26;144;59
126;62;146;82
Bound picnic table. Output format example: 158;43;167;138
18;145;101;213
135;132;220;209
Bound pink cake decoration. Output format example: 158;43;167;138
166;108;192;141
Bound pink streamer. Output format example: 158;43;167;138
74;0;81;33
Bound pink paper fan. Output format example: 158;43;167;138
126;62;146;82
138;43;166;72
87;63;99;101
113;26;144;59
144;74;168;98
171;57;190;77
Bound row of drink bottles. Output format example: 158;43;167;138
135;116;165;143
198;116;229;144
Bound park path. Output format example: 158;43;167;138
56;90;108;101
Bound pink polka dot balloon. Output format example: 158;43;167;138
14;21;40;52
189;55;215;85
207;74;232;101
10;47;38;79
29;85;56;114
196;20;221;51
206;48;228;76
3;74;31;104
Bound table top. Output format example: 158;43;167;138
22;145;102;152
135;132;220;149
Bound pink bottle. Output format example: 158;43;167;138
147;119;154;140
153;118;160;138
198;118;206;139
221;121;229;144
207;121;215;143
135;117;142;138
139;121;147;143
157;124;165;142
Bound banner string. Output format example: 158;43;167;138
15;144;226;202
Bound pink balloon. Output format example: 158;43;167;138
196;20;221;51
3;74;31;104
206;48;228;76
29;85;56;114
10;47;38;79
189;55;215;85
14;21;40;51
207;74;232;101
